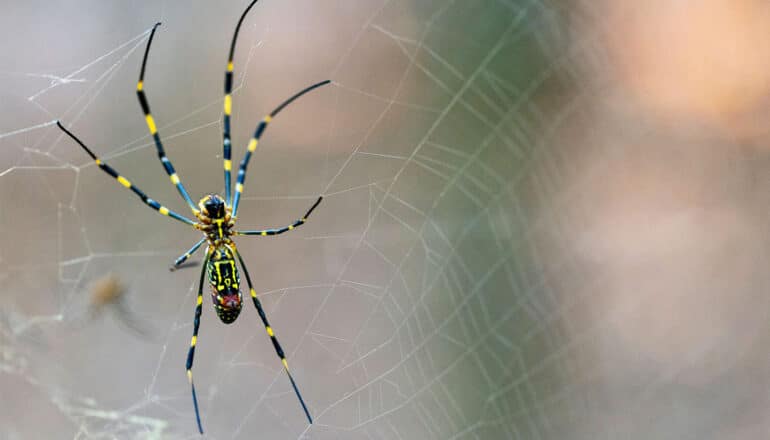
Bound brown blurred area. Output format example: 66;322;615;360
545;1;770;437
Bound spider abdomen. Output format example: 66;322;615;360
207;246;242;324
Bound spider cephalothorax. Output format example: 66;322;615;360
56;0;327;433
195;194;234;244
199;194;227;219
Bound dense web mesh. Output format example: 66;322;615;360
2;0;769;439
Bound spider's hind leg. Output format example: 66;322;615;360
229;243;313;424
186;248;212;434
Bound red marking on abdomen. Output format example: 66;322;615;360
220;293;241;309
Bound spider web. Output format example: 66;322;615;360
2;0;769;439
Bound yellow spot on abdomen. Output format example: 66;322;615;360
224;159;232;171
117;176;131;188
236;183;243;193
264;115;273;123
227;61;234;72
191;335;197;346
170;173;180;185
196;295;203;305
250;289;257;298
266;326;274;337
247;138;258;152
137;81;143;91
282;358;289;370
159;206;170;216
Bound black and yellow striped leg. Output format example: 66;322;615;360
230;244;313;424
56;121;196;226
222;1;261;204
235;196;322;236
222;0;259;207
223;55;234;204
170;238;206;271
137;23;199;215
187;248;212;434
230;80;332;218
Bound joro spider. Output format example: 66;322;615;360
56;0;328;434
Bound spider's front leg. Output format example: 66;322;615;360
229;79;331;218
136;22;200;215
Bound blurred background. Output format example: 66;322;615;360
1;0;769;438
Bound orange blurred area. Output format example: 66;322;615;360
596;0;770;138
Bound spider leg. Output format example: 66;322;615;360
56;121;196;226
222;0;261;205
230;243;313;424
136;23;200;215
187;247;212;434
234;196;322;236
169;238;207;271
230;80;331;218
